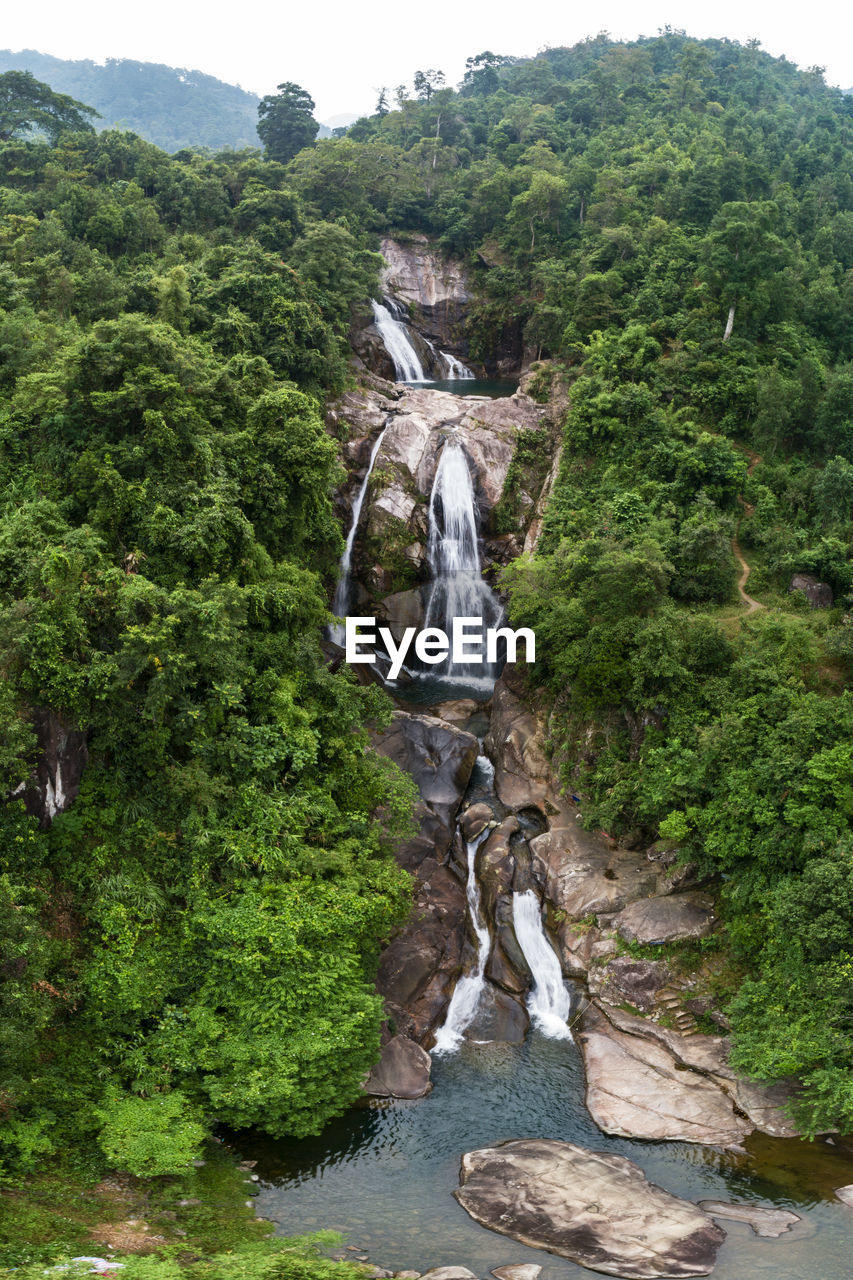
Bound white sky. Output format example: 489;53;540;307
3;0;852;121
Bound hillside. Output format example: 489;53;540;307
0;49;261;150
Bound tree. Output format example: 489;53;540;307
413;69;445;102
461;52;512;96
257;81;319;163
0;70;98;141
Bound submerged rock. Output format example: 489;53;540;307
697;1201;801;1237
455;1138;725;1278
364;1034;432;1099
418;1270;478;1280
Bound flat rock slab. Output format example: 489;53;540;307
364;1034;432;1099
455;1139;725;1278
613;893;716;945
835;1184;853;1207
578;1006;752;1148
697;1201;800;1237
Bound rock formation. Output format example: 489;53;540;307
455;1139;726;1278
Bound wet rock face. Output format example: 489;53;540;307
455;1138;726;1278
463;984;529;1044
332;385;547;602
371;713;479;1044
15;710;89;828
372;712;479;868
380;235;471;351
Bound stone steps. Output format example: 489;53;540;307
654;988;700;1037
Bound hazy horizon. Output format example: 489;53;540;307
3;1;852;120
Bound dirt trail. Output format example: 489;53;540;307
732;533;764;614
732;445;764;615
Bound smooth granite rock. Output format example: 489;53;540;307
455;1138;725;1278
364;1034;432;1099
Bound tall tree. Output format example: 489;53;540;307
0;70;98;141
257;80;318;163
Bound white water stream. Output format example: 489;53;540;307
330;424;388;646
371;296;473;382
432;825;491;1054
422;435;502;687
372;299;426;381
512;889;573;1039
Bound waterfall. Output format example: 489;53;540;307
371;299;427;382
330;425;388;646
422;435;502;685
432;826;491;1054
440;351;474;379
512;889;572;1039
372;297;474;382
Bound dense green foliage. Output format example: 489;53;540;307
0;118;414;1185
0;51;261;151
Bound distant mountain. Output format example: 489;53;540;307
0;50;261;152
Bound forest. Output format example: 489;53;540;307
1;27;853;1275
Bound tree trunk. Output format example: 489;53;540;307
723;303;736;342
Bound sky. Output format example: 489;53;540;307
3;0;852;121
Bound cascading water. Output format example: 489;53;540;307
330;424;388;646
372;296;474;382
371;298;427;382
421;434;502;686
512;888;573;1039
440;351;474;379
432;822;491;1054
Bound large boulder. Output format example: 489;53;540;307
531;825;659;922
580;1004;799;1143
455;1138;726;1278
578;1005;752;1148
789;573;833;608
588;956;672;1014
612;893;716;946
364;1034;432;1099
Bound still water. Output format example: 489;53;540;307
235;1031;853;1280
403;378;518;398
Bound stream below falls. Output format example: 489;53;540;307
236;1027;853;1280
